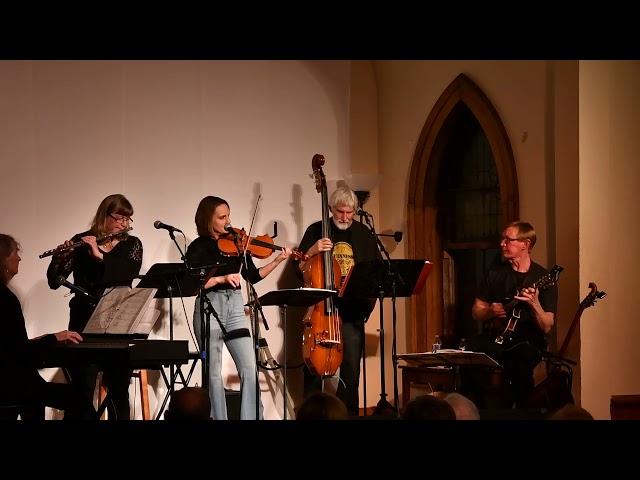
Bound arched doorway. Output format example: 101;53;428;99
407;73;519;352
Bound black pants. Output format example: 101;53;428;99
463;335;542;408
1;377;95;421
303;321;364;416
68;303;131;420
68;365;132;420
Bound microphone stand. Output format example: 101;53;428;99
197;269;227;390
58;279;99;307
363;213;405;416
165;229;186;392
358;211;368;417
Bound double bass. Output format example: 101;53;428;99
301;154;343;377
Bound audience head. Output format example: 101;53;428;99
548;404;594;420
296;391;349;420
403;394;456;420
444;392;480;420
165;387;212;421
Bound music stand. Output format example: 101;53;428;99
339;259;432;415
251;288;335;420
397;350;500;392
137;262;220;418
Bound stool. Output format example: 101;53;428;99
98;369;150;420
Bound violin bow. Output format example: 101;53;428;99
237;194;262;275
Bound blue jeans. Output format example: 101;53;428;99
194;288;262;420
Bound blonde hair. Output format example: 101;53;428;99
90;194;134;237
506;221;536;250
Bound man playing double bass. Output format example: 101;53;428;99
296;185;381;417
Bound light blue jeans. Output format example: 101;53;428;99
193;288;263;420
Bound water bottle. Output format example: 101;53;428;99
432;334;441;353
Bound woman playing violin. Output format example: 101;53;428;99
46;193;143;420
185;195;291;420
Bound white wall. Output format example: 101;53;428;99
579;60;640;419
0;60;353;419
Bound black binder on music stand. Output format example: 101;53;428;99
256;288;335;308
137;262;223;299
338;259;432;299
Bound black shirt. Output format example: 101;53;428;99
185;236;263;293
476;261;558;348
46;231;143;331
297;219;382;324
0;284;55;403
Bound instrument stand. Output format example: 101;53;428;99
256;336;296;420
250;288;335;420
339;258;432;416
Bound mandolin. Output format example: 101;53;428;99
495;265;563;344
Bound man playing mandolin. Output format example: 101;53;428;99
467;221;558;408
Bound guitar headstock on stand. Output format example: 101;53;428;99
557;282;607;357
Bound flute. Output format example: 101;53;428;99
38;227;133;259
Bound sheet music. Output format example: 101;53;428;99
83;287;158;335
397;350;500;368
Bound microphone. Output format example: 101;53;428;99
376;231;403;242
56;276;98;304
154;220;183;233
224;224;239;237
356;209;372;217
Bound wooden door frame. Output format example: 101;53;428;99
407;73;519;352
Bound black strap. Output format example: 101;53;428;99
225;328;251;341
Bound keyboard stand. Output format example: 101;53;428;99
154;352;201;420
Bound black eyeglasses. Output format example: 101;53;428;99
109;214;132;224
500;236;522;244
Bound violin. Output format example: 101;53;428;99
217;227;308;261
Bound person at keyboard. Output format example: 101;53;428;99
1;233;94;420
46;194;143;420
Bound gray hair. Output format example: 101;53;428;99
444;392;480;420
329;185;358;210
